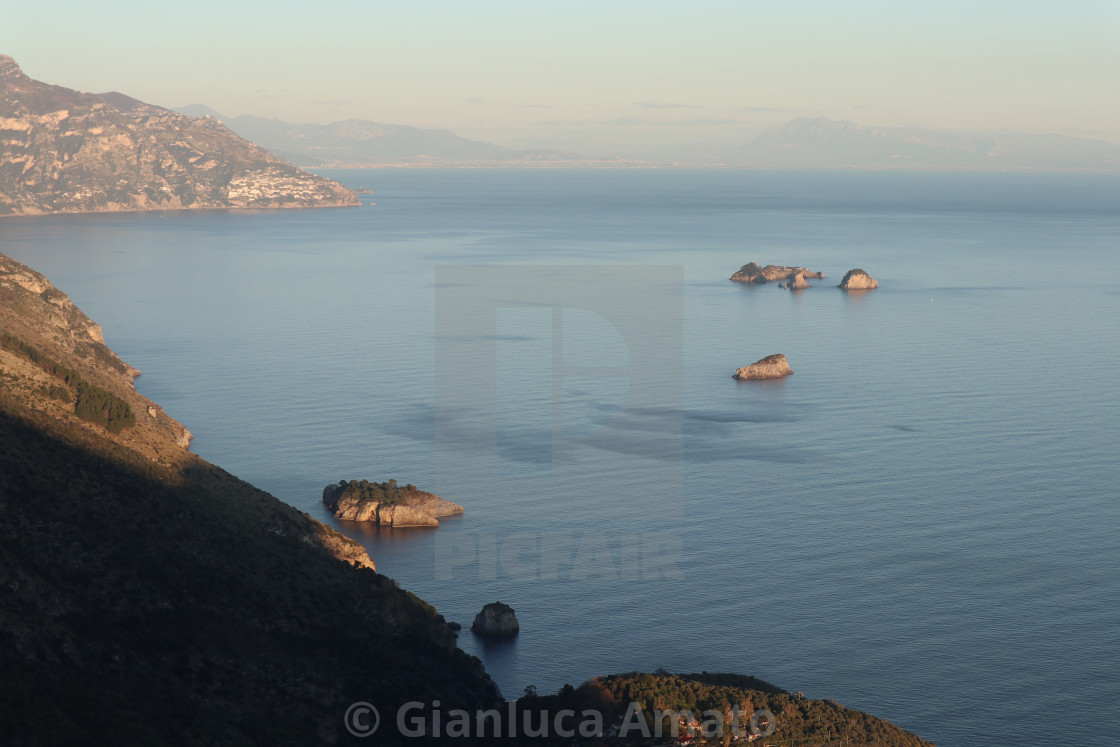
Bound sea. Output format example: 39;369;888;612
3;169;1118;746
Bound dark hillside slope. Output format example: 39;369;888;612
0;254;498;744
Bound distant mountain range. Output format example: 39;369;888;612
174;106;1120;171
722;117;1120;171
176;105;578;167
8;44;1113;179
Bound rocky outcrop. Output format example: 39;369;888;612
731;262;824;285
0;55;359;216
175;427;194;449
471;601;519;636
323;479;463;527
378;504;440;527
785;271;812;290
733;354;793;380
839;268;878;290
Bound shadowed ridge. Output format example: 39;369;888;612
0;253;500;745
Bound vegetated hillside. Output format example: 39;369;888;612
516;672;934;746
0;54;359;216
0;251;191;465
0;251;498;744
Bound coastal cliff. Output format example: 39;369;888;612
0;251;501;743
0;252;194;459
0;55;359;216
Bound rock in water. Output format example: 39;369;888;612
838;268;878;290
733;354;793;380
787;271;812;290
730;262;824;285
471;601;519;636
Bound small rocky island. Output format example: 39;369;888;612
734;354;793;380
471;601;520;636
839;268;879;290
731;262;824;285
322;479;463;527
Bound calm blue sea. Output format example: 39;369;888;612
3;169;1119;746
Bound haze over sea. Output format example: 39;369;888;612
4;169;1118;746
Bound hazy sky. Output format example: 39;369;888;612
5;0;1118;153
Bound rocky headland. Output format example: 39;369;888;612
471;601;520;636
839;267;879;290
323;478;463;527
0;55;359;216
734;354;793;380
731;262;824;285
